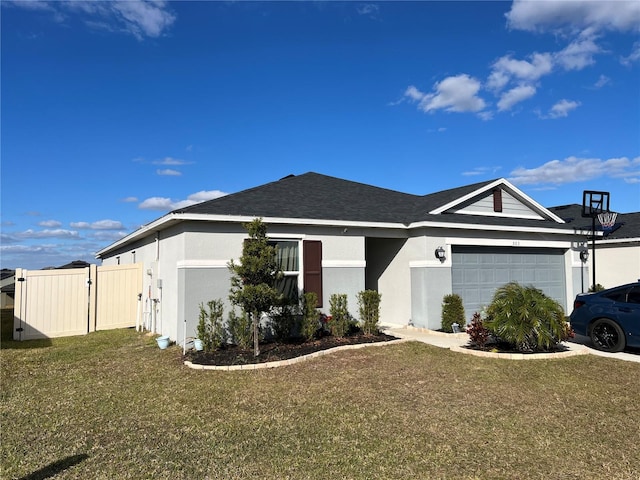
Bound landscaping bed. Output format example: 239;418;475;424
184;331;398;366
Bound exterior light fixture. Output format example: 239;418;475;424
579;249;589;263
435;246;446;262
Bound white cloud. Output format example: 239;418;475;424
4;0;52;11
497;85;537;111
139;190;228;211
554;32;602;70
153;157;190;166
90;231;129;242
404;85;423;102
0;244;52;254
463;166;503;177
157;168;182;176
138;197;173;211
509;156;640;185
594;74;610;88
405;75;486;114
357;4;379;18
506;0;640;33
7;0;176;40
485;52;553;110
38;220;62;228
489;53;553;89
121;196;138;203
111;0;175;39
621;41;640;66
15;229;80;239
70;220;125;230
547;99;581;118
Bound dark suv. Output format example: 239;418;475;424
569;282;640;352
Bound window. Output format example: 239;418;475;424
271;241;300;303
604;288;627;303
625;287;640;304
270;239;323;307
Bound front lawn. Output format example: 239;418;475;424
1;320;639;479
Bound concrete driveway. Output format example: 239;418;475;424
569;334;640;363
384;326;640;364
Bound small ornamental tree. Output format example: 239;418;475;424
228;218;282;356
441;294;465;333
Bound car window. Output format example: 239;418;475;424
603;288;627;302
626;287;640;304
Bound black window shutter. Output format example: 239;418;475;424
303;240;322;307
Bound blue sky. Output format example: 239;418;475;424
1;0;639;270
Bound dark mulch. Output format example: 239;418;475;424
463;341;571;354
184;332;398;366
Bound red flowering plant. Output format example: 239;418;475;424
466;312;490;348
320;314;332;335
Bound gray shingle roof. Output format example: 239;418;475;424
178;172;427;223
177;172;575;230
549;204;640;240
97;173;639;259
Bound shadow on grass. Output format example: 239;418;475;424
17;454;89;480
1;308;53;350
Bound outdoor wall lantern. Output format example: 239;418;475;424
579;249;589;263
435;246;446;262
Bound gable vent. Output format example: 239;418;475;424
493;188;503;213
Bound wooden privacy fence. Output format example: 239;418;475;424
13;263;143;340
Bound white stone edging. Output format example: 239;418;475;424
450;344;589;360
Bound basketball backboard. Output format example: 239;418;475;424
582;190;610;218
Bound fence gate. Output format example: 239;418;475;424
13;264;142;340
95;264;142;331
13;266;94;340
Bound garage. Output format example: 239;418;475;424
451;246;567;321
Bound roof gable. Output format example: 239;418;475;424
428;178;565;223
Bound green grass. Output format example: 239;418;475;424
2;308;639;479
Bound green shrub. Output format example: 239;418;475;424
227;309;252;349
589;283;605;292
300;292;320;341
197;299;227;352
484;282;568;353
269;303;297;341
329;294;350;338
441;294;465;333
357;290;381;335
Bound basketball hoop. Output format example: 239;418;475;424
597;211;617;230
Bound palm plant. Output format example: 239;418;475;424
484;282;567;352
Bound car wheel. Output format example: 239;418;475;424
590;318;625;353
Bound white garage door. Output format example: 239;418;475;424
452;246;567;322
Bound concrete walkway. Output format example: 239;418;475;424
382;326;640;363
384;326;469;349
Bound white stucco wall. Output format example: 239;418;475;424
595;242;640;288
